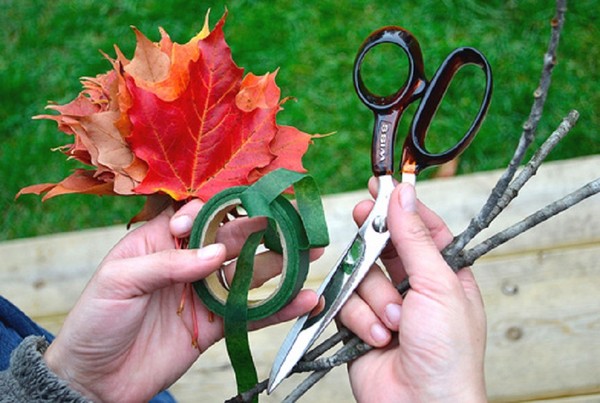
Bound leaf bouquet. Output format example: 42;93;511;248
19;11;318;223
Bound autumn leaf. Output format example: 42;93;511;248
248;125;314;182
236;71;281;112
16;169;116;201
122;11;210;101
126;13;315;202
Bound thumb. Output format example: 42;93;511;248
388;183;456;294
97;243;227;297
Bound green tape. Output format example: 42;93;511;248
188;169;329;399
224;230;264;403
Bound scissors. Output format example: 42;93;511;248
268;26;493;392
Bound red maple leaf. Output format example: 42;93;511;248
127;15;312;201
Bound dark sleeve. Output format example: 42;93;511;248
0;336;90;402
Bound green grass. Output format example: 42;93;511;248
1;0;598;240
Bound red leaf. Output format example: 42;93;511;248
249;125;313;182
127;15;280;201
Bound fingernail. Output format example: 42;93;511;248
196;243;225;260
399;184;417;212
385;303;402;328
171;215;193;235
370;323;390;344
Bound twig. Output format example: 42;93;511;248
281;371;328;403
444;0;568;257
457;176;600;268
301;327;352;362
283;337;371;402
294;336;373;373
483;110;579;223
442;108;580;269
224;380;268;403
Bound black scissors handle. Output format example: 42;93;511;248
353;26;493;177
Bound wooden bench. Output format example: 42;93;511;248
2;155;599;402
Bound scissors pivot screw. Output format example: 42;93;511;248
372;216;388;233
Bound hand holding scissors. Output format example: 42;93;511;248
269;26;492;392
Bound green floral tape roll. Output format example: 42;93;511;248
190;189;302;320
188;169;329;400
190;169;328;320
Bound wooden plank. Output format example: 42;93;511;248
0;226;128;321
475;244;600;402
2;156;598;318
528;394;600;403
1;155;599;401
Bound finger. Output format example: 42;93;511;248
457;267;485;310
249;289;319;330
456;267;487;349
352;191;453;286
416;201;454;249
336;291;392;347
220;250;283;289
308;247;325;262
352;199;374;225
355;189;454;251
170;199;205;238
361;177;454;248
215;216;268;257
388;183;458;297
367;175;399;199
354;265;403;331
368;176;379;198
97;244;227;297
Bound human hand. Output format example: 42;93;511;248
44;203;318;402
338;181;487;402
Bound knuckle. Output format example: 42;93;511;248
340;296;372;330
405;221;433;244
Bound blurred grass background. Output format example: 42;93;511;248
1;0;598;240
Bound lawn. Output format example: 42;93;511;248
1;0;598;240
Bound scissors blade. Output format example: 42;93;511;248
268;175;395;393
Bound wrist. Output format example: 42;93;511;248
8;336;90;402
412;375;487;403
43;341;101;402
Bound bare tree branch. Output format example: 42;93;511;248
283;337;372;402
444;0;568;257
458;176;600;268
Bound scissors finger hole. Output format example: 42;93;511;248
358;42;410;99
422;63;489;155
